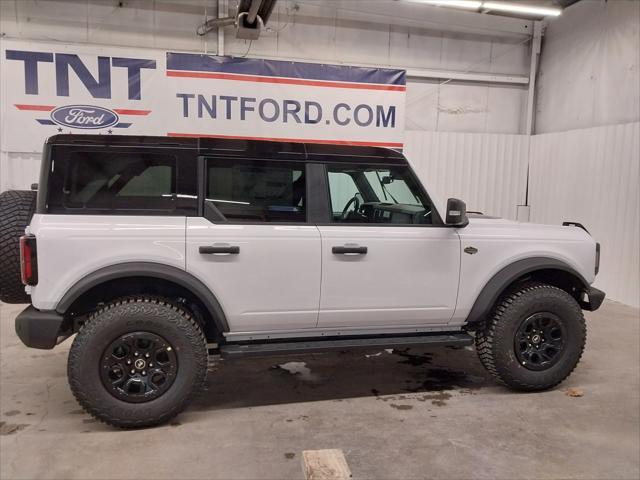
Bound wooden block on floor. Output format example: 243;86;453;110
302;449;352;480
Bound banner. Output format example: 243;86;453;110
0;39;406;153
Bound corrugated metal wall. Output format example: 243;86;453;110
529;122;640;307
0;152;42;192
404;130;529;220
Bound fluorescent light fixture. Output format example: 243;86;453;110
416;0;482;9
482;1;562;17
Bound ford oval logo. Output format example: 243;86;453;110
51;105;119;129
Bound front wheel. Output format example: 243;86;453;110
476;282;586;391
68;297;208;428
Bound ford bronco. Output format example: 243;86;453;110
0;134;604;427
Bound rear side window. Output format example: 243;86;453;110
205;159;306;223
46;147;198;215
65;153;175;209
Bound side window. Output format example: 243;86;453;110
327;171;360;215
64;152;177;211
205;159;306;223
326;164;434;225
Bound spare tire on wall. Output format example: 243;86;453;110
0;190;37;304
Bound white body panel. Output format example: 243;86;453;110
185;217;321;332
317;226;460;327
28;213;597;337
451;217;597;324
27;214;186;310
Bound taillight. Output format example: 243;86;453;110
595;242;600;276
20;235;38;286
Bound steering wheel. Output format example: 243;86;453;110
341;194;361;221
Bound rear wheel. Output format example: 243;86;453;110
68;297;208;428
0;190;37;304
476;282;586;391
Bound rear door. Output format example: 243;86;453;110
185;157;321;333
317;162;460;328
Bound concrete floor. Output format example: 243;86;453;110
0;301;638;480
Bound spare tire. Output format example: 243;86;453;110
0;190;37;304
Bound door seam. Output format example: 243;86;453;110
315;225;323;327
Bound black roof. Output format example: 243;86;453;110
45;134;407;164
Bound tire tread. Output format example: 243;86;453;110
475;281;586;391
0;190;37;304
68;296;207;428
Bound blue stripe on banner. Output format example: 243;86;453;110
113;123;132;128
37;119;56;125
166;53;406;86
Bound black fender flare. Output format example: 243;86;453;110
465;257;589;325
56;262;229;333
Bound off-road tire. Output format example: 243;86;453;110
0;190;37;304
475;282;586;391
68;297;208;428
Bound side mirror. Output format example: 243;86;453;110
446;198;469;228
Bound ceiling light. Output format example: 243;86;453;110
415;0;482;10
482;1;562;17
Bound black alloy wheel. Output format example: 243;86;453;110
100;331;178;403
514;312;566;371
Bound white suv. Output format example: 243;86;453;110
0;134;604;428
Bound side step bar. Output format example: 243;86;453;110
219;332;474;359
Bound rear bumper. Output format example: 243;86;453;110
580;286;606;311
15;305;67;349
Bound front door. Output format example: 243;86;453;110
186;157;321;333
317;163;460;328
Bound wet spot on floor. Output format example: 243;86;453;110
418;392;453;406
389;404;413;410
285;415;309;422
26;413;34;416
284;452;295;459
4;410;20;416
0;422;29;435
404;368;484;394
392;349;434;366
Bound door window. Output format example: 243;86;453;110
326;165;434;224
206;159;306;223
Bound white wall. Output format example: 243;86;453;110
535;0;640;133
530;0;640;307
404;130;529;220
529;122;640;308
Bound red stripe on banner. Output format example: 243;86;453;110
15;104;56;111
167;132;403;148
113;109;152;115
166;70;406;92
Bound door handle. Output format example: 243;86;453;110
332;245;367;255
199;245;240;255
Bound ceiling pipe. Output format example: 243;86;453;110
197;16;236;36
246;0;263;25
